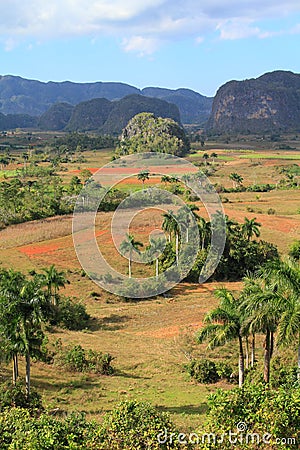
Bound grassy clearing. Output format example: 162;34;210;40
0;141;299;431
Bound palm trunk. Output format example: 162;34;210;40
128;258;132;278
25;352;30;399
251;333;255;367
264;328;270;384
155;258;159;279
245;336;249;370
186;227;189;244
238;335;244;387
175;233;179;266
270;331;274;359
12;354;19;385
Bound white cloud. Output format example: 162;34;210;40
122;36;160;56
0;0;300;53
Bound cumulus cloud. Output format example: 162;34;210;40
0;0;300;53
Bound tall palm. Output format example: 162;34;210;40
240;276;281;383
40;265;66;305
261;258;300;378
0;270;46;397
0;269;26;384
146;236;166;279
177;204;199;244
197;287;245;387
120;233;143;278
198;217;210;250
137;170;150;186
229;172;243;188
18;280;46;398
242;217;261;241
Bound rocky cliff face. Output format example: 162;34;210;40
207;71;300;133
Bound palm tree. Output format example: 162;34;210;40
137;170;150;186
240;276;281;383
162;211;176;243
197;287;246;387
0;269;26;384
177;204;199;243
0;270;46;397
161;175;172;186
242;217;261;241
18;280;46;398
40;265;66;305
146;237;165;279
198;217;210;250
120;234;143;278
229;172;243;188
261;258;300;378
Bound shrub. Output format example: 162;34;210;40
215;362;233;382
289;240;300;261
98;400;183;449
57;297;90;330
54;343;115;375
0;381;42;412
202;382;300;449
185;359;220;384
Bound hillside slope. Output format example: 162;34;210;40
207;70;300;133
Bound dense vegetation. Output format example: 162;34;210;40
117;112;190;156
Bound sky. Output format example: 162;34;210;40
1;1;300;96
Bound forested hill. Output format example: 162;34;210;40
0;75;212;125
206;70;300;133
34;94;181;134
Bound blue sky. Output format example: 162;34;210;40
1;1;300;96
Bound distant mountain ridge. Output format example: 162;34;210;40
0;75;212;125
207;70;300;133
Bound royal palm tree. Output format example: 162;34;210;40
0;270;46;397
260;258;300;378
137;169;150;186
146;236;165;279
229;172;243;188
241;276;281;383
242;217;261;241
120;234;143;278
40;265;66;305
197;287;246;387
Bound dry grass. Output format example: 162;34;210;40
0;144;299;431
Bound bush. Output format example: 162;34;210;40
215;362;233;382
0;381;42;412
0;408;100;449
289;240;300;261
185;359;220;384
57;297;90;330
54;343;115;375
202;382;300;449
98;400;183;449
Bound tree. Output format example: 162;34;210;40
146;236;165;279
240;276;281;383
120;234;143;278
202;153;209;165
229;172;243;188
39;265;66;306
241;217;261;241
0;269;47;398
261;258;300;379
162;211;179;265
197;287;245;387
137;170;150;186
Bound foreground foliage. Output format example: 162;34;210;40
0;401;182;449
